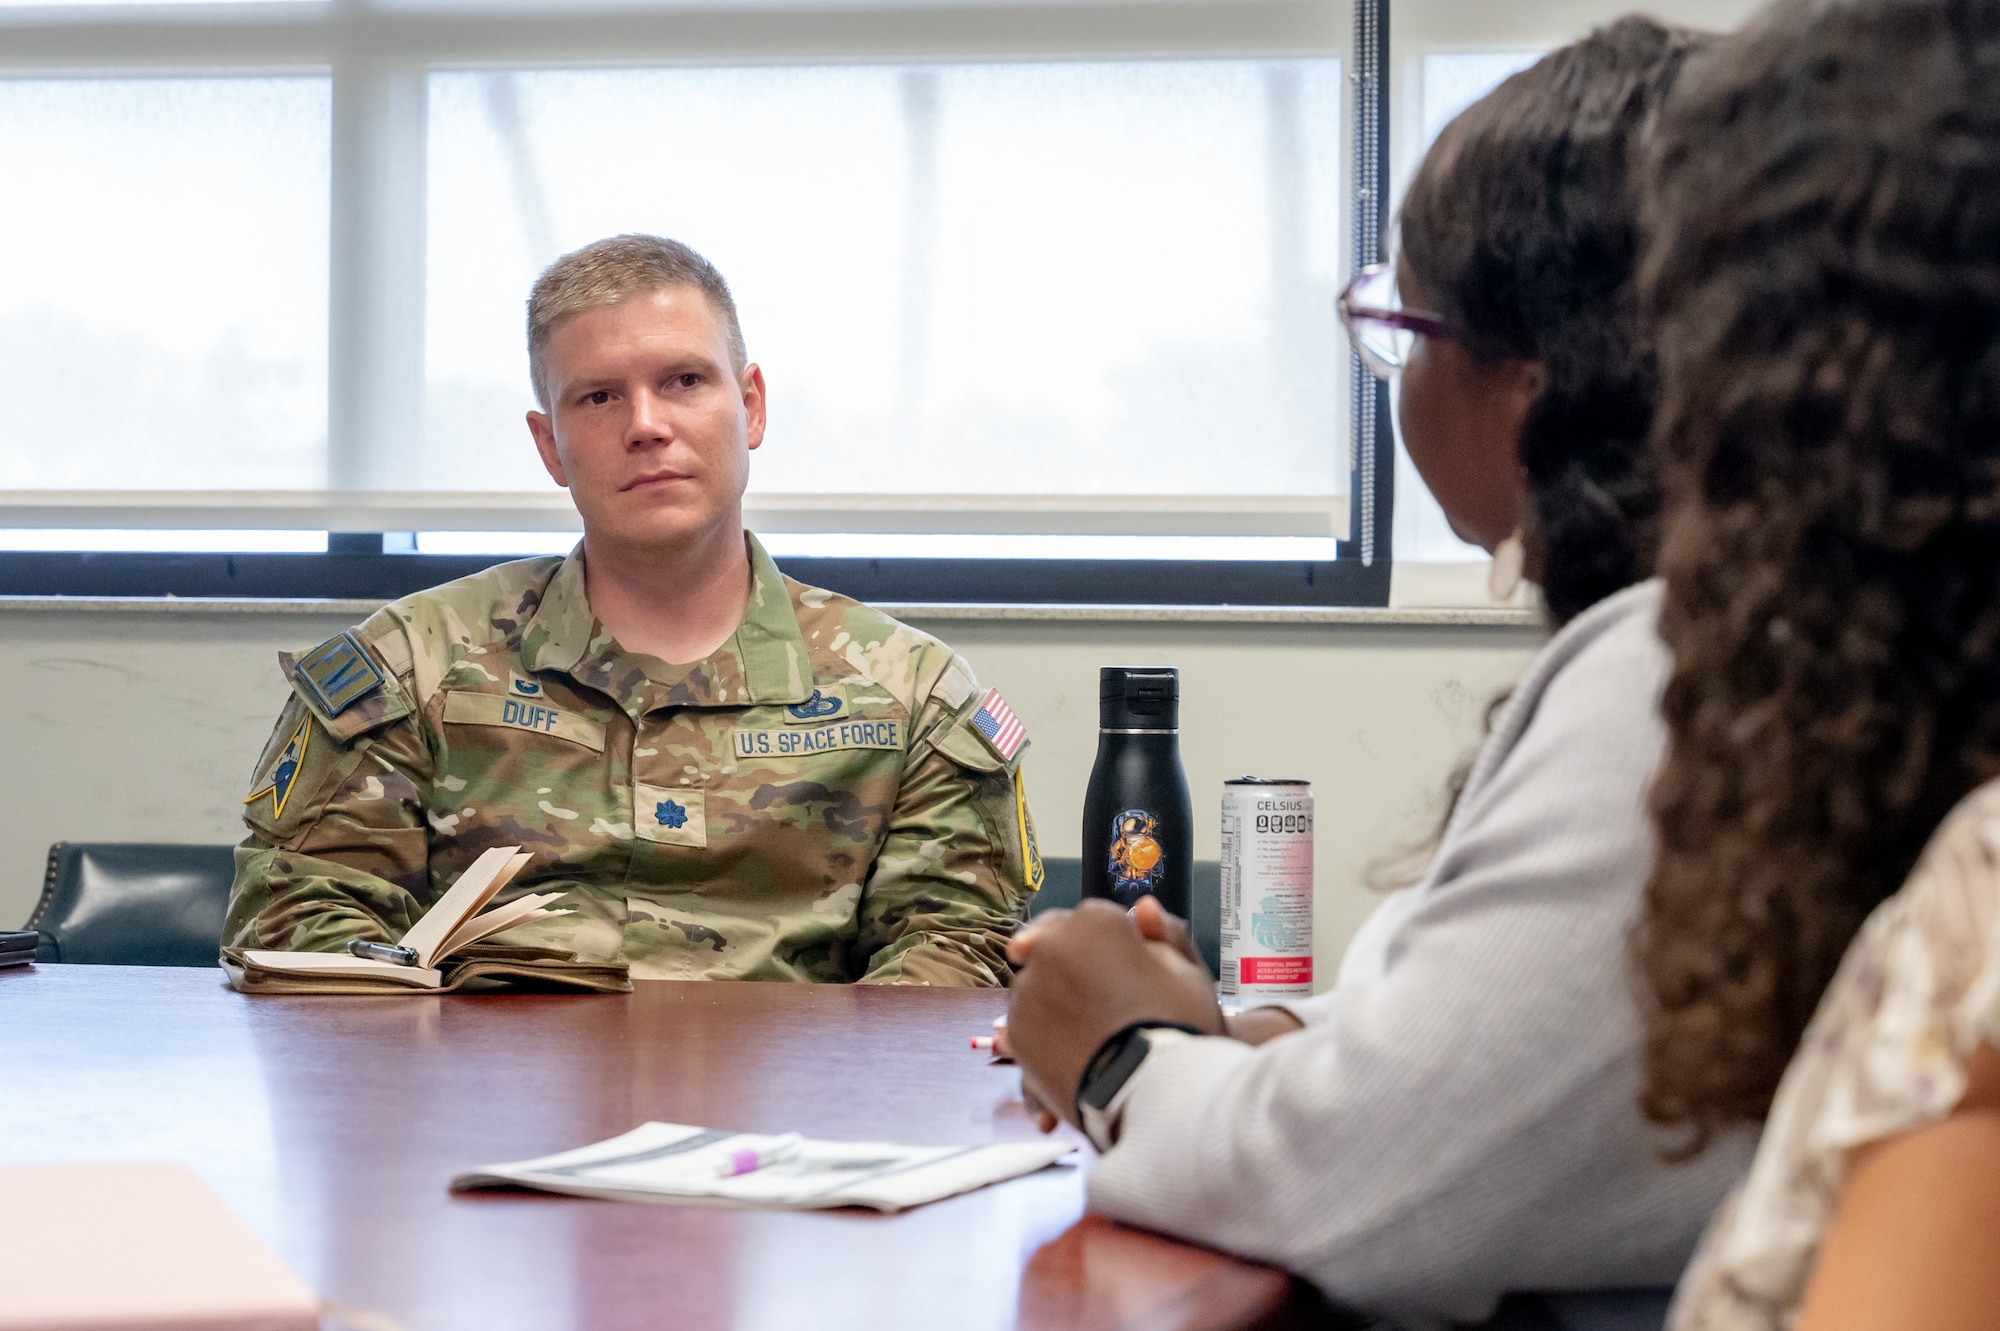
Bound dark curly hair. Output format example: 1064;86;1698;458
1636;0;2000;1151
1402;17;1708;624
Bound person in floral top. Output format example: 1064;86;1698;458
1629;0;2000;1324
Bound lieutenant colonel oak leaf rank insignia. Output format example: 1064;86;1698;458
655;800;689;830
245;716;311;819
972;688;1026;762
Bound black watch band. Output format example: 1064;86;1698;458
1074;1020;1204;1146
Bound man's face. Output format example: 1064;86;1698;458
527;287;766;555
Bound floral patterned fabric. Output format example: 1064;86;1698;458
1669;779;2000;1330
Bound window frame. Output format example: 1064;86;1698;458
0;545;1388;605
0;0;1386;604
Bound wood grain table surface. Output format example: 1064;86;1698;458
0;965;1303;1331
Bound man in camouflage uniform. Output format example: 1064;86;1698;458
225;235;1041;984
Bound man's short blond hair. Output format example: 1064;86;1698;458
526;234;747;411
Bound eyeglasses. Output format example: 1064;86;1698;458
1337;261;1456;379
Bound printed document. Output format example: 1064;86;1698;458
451;1122;1072;1213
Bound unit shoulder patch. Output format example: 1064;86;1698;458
293;631;385;718
244;715;311;820
1015;768;1045;893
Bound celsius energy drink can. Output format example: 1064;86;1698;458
1219;777;1314;1000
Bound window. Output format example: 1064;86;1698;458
424;60;1346;507
1385;0;1767;580
0;0;1765;601
0;0;1363;596
1388;51;1544;567
0;77;329;491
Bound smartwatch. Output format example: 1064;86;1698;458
1075;1021;1201;1152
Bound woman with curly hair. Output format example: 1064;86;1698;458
1000;19;1753;1326
1631;0;2000;1326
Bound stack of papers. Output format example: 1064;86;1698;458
451;1122;1073;1213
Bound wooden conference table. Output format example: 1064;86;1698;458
0;965;1305;1331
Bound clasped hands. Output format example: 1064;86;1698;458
1002;897;1222;1135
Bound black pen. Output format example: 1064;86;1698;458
347;939;420;967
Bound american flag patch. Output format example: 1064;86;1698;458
971;688;1026;761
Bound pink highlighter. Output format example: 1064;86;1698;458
715;1135;802;1177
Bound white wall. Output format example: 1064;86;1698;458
3;605;1541;979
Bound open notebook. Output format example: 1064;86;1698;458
222;846;629;995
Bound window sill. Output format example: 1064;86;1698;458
0;594;1542;629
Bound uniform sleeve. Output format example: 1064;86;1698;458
223;636;438;955
854;666;1035;987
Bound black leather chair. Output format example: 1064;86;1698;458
1030;856;1221;976
25;846;1211;970
29;843;235;966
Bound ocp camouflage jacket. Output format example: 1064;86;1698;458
225;534;1039;985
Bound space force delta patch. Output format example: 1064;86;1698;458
245;716;310;819
733;719;903;759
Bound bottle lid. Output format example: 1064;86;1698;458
1099;666;1179;730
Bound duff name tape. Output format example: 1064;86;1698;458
451;1122;1073;1213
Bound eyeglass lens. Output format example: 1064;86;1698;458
1343;265;1415;378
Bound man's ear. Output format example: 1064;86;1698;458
527;409;569;488
741;364;767;453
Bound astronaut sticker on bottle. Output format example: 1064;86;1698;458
1106;809;1166;904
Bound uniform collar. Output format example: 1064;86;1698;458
518;543;598;677
521;533;813;714
732;533;815;706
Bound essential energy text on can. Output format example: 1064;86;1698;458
1218;778;1314;1000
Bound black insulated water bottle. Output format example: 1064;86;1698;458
1081;667;1192;915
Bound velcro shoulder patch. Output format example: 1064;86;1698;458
281;630;411;742
295;631;383;716
927;703;1023;775
1015;768;1045;893
244;714;313;821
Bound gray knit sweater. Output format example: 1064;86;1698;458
1086;580;1753;1328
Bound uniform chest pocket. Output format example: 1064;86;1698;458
442;691;607;751
437;691;617;843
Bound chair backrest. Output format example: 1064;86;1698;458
26;844;1226;972
1032;858;1221;976
29;843;235;966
